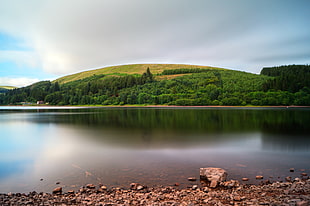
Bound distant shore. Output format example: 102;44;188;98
1;104;310;109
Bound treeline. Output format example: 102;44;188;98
261;65;310;92
0;68;154;105
0;66;309;106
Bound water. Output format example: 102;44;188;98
0;106;309;193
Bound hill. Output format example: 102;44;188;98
55;64;225;84
1;64;309;106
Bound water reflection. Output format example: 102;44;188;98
0;107;309;193
262;134;310;152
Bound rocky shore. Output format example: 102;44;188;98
1;168;309;206
1;179;309;206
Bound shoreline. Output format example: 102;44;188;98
1;179;309;205
1;104;310;109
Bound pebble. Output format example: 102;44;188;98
297;201;309;206
290;168;295;172
86;184;96;189
174;182;180;186
136;185;144;190
100;186;107;190
202;187;209;193
192;185;198;190
52;187;62;194
130;183;144;190
256;175;264;179
187;177;197;181
234;195;241;201
242;178;249;181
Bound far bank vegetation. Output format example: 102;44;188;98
1;65;309;106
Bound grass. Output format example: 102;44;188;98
55;64;225;84
0;86;17;89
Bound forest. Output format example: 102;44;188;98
0;65;309;106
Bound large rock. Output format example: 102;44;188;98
200;167;228;188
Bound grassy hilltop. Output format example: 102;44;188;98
1;64;310;106
0;86;17;89
55;64;225;84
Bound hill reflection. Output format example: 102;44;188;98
4;107;309;150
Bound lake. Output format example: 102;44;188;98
0;106;309;193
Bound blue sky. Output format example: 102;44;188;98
0;0;310;87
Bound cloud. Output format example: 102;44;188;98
0;50;40;68
0;0;309;75
0;77;40;87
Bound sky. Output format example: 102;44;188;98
0;0;309;87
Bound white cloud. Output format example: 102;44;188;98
0;77;39;87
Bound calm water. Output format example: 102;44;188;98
0;106;309;193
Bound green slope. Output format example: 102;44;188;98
55;64;225;84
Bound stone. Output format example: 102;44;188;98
262;180;271;185
52;187;62;194
296;201;309;206
130;183;144;190
192;185;198;190
200;167;228;188
290;168;295;172
285;176;292;182
100;186;107;190
86;184;96;189
136;185;144;190
301;173;308;176
242;178;249;181
187;177;197;181
79;187;86;193
202;187;209;193
174;182;180;186
234;195;241;201
210;180;218;188
256;175;264;179
221;180;240;188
